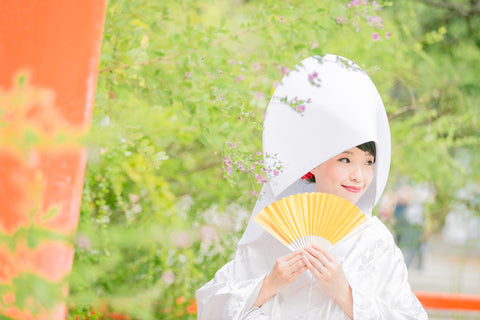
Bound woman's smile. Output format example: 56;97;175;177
342;185;362;193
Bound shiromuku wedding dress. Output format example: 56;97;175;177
196;54;428;320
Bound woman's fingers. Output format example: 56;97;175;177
305;246;331;268
311;244;334;262
302;253;322;278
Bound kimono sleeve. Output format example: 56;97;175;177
347;227;428;320
196;260;272;320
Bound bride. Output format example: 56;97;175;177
196;54;428;320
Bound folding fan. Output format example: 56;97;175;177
254;192;367;251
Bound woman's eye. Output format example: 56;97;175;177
365;160;374;166
339;158;350;163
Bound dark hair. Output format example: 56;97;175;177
356;141;376;161
304;141;376;183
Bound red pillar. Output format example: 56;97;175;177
0;1;107;319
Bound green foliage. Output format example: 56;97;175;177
68;0;479;318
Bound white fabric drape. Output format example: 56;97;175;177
196;55;428;319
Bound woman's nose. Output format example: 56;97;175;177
349;165;363;182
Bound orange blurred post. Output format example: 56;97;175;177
0;1;107;319
416;291;480;311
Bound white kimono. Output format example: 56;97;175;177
196;195;427;319
196;55;428;319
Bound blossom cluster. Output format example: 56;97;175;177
222;142;284;196
337;0;391;42
279;95;312;114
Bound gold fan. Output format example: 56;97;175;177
254;192;367;251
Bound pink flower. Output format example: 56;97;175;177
385;31;391;39
185;72;191;78
337;15;345;24
223;156;233;175
200;225;219;244
255;92;266;99
280;66;290;76
255;174;268;184
297;105;305;112
74;233;92;250
308;72;318;82
252;191;258;197
161;270;175;285
236;163;246;172
236;75;245;82
356;26;361;32
311;41;318;49
350;0;362;6
172;231;193;248
372;33;380;41
253;62;261;70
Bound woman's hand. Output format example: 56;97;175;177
302;244;353;319
254;250;307;307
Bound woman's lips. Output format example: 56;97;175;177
342;185;361;193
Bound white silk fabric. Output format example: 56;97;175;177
196;55;428;319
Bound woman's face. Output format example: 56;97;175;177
311;146;375;204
